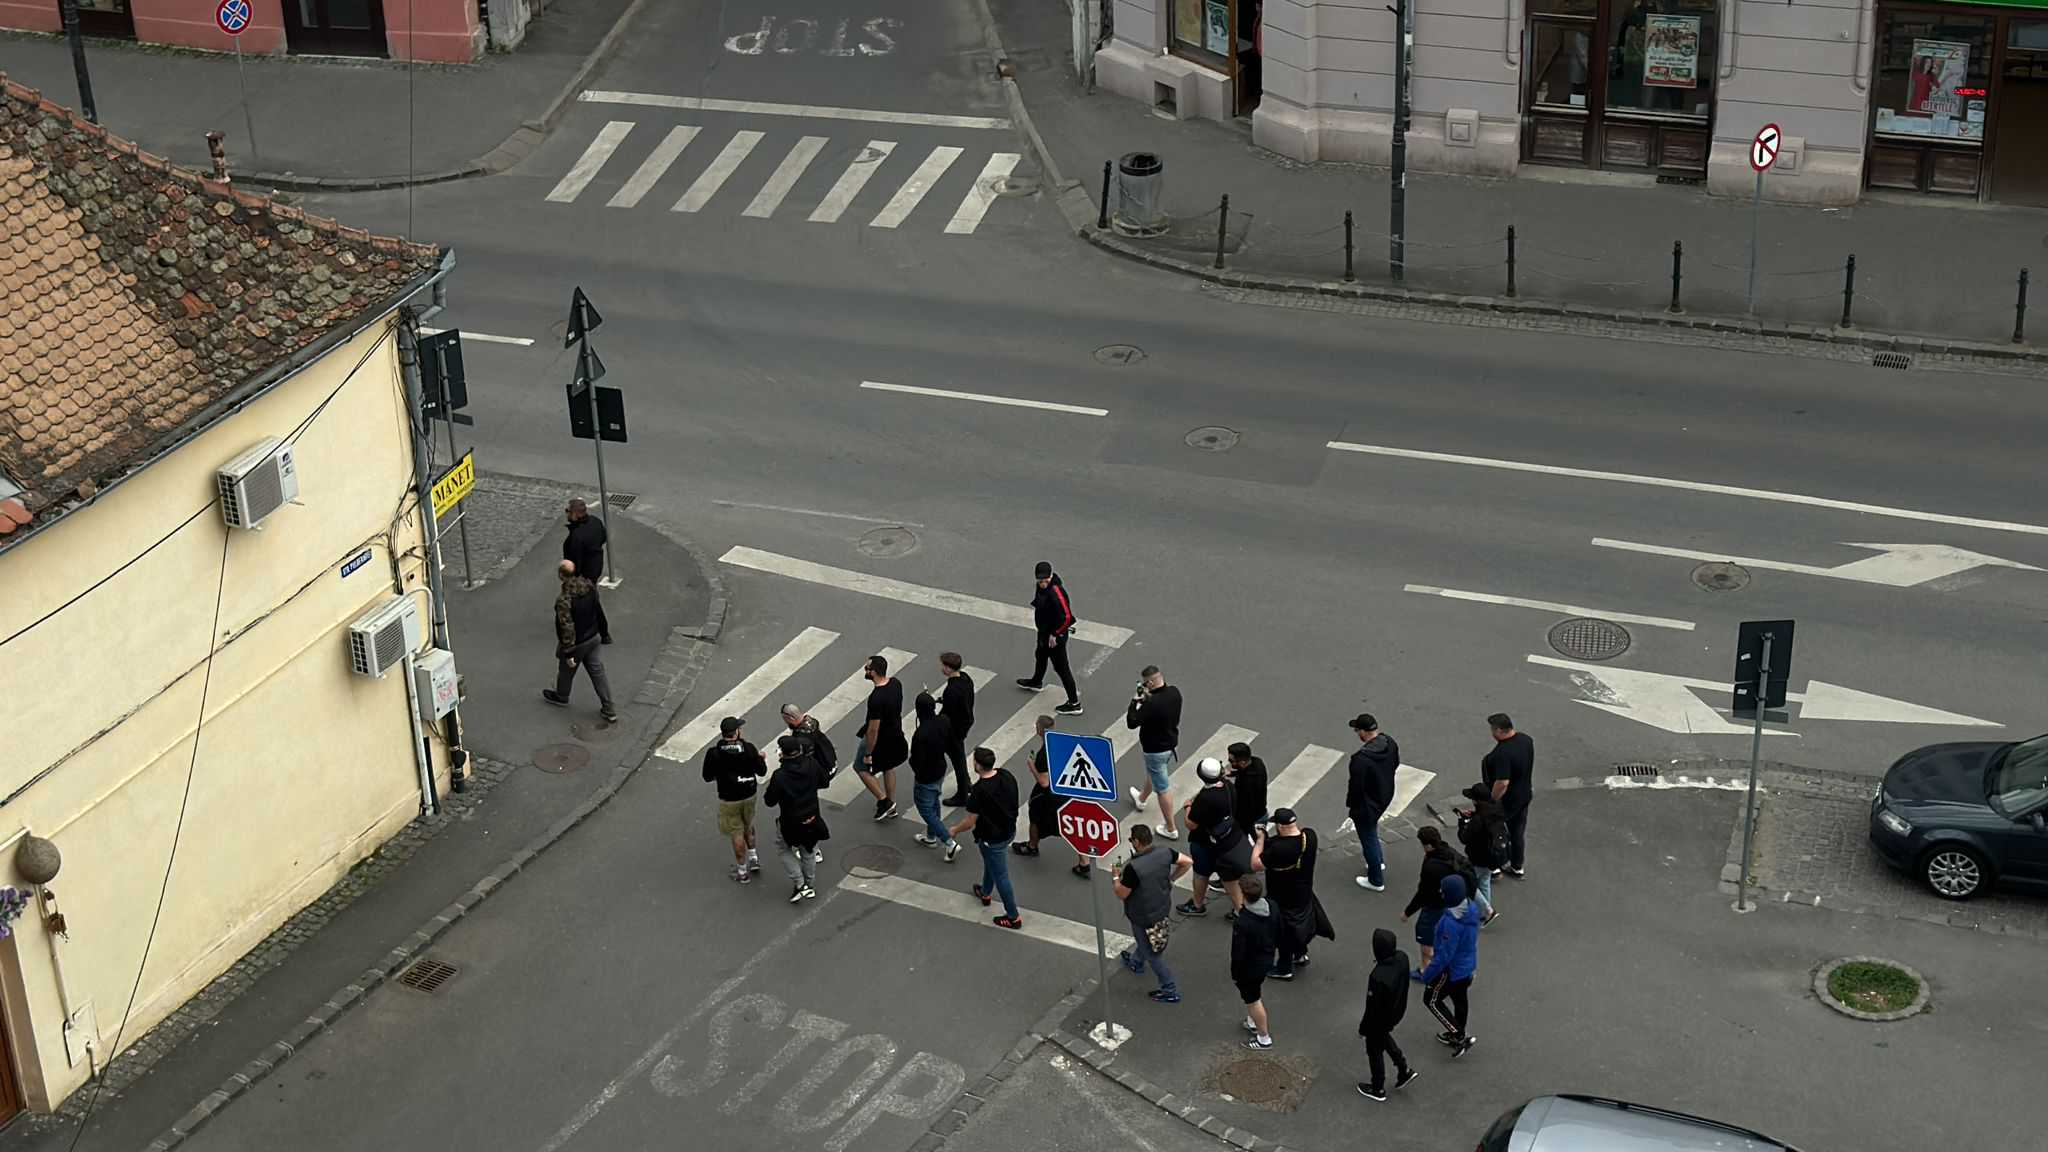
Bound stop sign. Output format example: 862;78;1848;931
1057;798;1121;858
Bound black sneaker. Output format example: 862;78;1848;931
1055;700;1084;716
600;706;620;723
1175;899;1205;917
1505;866;1526;879
1266;967;1294;981
788;884;805;904
943;794;968;807
541;689;569;707
1452;1037;1477;1059
1356;1084;1387;1102
1435;1030;1460;1047
1294;954;1312;968
1394;1067;1420;1091
873;800;896;822
1015;678;1045;692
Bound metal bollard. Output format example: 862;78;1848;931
2016;268;2030;344
1099;161;1111;230
1505;225;1517;298
1214;194;1229;270
1840;255;1856;329
1669;241;1683;314
1343;211;1355;282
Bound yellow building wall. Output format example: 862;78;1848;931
0;316;448;1109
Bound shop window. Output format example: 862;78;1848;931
1171;0;1233;69
1872;11;1995;144
1604;0;1717;119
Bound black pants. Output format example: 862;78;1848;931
1424;973;1471;1038
1504;799;1530;870
1364;1030;1408;1090
1030;633;1078;703
945;733;970;795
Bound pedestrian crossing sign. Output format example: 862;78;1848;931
1045;731;1116;802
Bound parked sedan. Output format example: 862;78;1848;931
1869;732;2048;900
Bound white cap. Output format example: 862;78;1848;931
1196;757;1225;784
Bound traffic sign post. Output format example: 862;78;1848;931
217;0;260;163
419;328;475;586
1732;618;1794;912
1058;796;1124;1046
1746;123;1780;315
1045;731;1117;802
563;287;622;588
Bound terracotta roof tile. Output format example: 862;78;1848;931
0;73;441;543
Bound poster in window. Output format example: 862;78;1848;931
1908;40;1968;116
1174;0;1203;51
1204;0;1231;55
1642;15;1700;89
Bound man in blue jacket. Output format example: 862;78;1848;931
1421;873;1480;1059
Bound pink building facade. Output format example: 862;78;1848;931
0;0;484;63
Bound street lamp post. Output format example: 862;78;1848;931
57;0;98;124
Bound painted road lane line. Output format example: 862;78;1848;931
1526;653;1998;729
859;381;1108;418
943;152;1020;235
674;130;764;212
744;135;829;218
419;326;533;347
608;124;699;208
1589;539;2041;588
1402;584;1696;631
546;119;633;203
578;91;1012;130
654;627;839;764
837;873;1132;958
720;546;1135;648
1326;441;2048;538
1100;714;1142;767
1264;744;1345;816
816;647;916;807
810;140;896;223
1331;765;1437;844
870;145;964;229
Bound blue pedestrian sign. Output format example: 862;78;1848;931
1045;731;1116;803
216;0;251;35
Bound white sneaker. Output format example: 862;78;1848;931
1242;1016;1258;1033
1356;876;1385;892
1129;786;1146;810
1155;825;1180;841
812;848;825;864
913;833;939;848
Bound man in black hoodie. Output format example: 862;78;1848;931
1356;928;1420;1101
1400;827;1463;975
1345;714;1399;892
1016;561;1083;716
702;717;765;883
938;652;977;805
561;499;611;645
764;734;829;902
908;692;962;862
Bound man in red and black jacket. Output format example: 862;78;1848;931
1016;561;1083;716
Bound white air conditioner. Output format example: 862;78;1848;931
217;437;299;529
348;596;422;678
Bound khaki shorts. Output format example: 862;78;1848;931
717;798;757;838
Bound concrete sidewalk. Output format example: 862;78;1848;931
0;472;719;1152
1040;785;2042;1152
993;0;2048;347
0;0;639;191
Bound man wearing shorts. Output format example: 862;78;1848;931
1230;875;1279;1049
702;716;764;883
1125;665;1184;839
1176;758;1252;917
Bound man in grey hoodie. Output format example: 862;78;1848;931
1345;714;1400;892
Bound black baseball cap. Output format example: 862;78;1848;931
1272;807;1299;825
1034;561;1053;578
1351;713;1378;731
777;734;804;756
719;716;746;736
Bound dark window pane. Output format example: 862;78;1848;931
1529;22;1593;107
326;0;376;31
1604;0;1717;117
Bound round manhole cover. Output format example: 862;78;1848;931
842;844;903;878
1693;561;1752;592
1093;344;1145;365
856;526;919;559
1185;426;1240;452
1548;617;1631;661
1217;1057;1299;1105
533;744;590;774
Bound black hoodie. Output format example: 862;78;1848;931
909;693;953;786
702;738;764;801
1404;843;1462;917
1359;928;1411;1035
1031;574;1076;638
1345;733;1400;815
1459;782;1510;869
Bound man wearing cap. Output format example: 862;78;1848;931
1175;758;1253;918
1016;561;1083;716
703;717;765;882
562;499;611;645
1251;808;1333;980
1345;714;1399;892
764;734;829;902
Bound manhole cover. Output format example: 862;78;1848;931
1093;344;1145;365
1217;1057;1299;1105
1692;561;1752;592
1185;426;1240;452
397;958;459;994
1548;617;1631;661
533;744;590;774
856;526;919;559
842;844;903;878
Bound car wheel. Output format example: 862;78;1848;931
1921;844;1987;900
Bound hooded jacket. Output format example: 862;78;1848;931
702;737;765;801
1031;574;1076;639
785;717;836;777
1458;782;1510;869
554;575;601;653
1229;897;1279;983
1359;928;1411;1035
563;515;607;580
1403;842;1462;917
1422;875;1480;983
908;694;953;786
764;753;828;845
1345;733;1400;815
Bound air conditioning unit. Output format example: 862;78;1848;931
348;596;422;678
217;437;299;529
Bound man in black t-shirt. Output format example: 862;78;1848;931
1226;742;1268;839
1480;713;1535;877
852;655;907;822
1176;759;1253;918
951;747;1024;928
938;652;977;805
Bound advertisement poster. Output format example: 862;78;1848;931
1908;39;1968;117
1643;15;1701;89
1204;0;1230;55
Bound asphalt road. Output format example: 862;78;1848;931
219;0;2048;1148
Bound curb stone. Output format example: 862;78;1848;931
120;520;729;1150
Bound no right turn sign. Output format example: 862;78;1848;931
1751;123;1781;172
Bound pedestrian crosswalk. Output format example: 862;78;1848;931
544;118;1024;236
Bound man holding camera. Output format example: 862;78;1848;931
1126;665;1184;840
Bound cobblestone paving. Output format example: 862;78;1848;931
441;471;596;588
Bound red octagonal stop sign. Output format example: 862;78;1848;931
1058;798;1121;858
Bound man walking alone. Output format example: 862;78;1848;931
1116;824;1192;1003
702;717;764;883
1345;714;1398;891
909;692;962;862
1125;666;1183;839
543;560;617;722
1355;928;1419;1101
1016;562;1083;716
1421;874;1480;1058
561;498;611;644
1481;714;1535;879
763;734;829;902
938;652;977;805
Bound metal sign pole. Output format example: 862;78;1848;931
1089;858;1111;1034
579;340;619;586
1736;632;1772;911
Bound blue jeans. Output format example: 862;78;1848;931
1353;807;1386;886
913;782;953;846
978;841;1019;918
1141;750;1175;795
1124;916;1176;994
1472;868;1494;916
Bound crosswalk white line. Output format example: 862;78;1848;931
719;546;1135;649
579;91;1013;131
983;695;1055;773
944;152;1020;235
870;145;963;229
547;119;634;203
838;873;1131;958
1386;765;1435;821
744;135;828;218
1100;714;1142;767
1265;744;1345;816
810;140;896;223
608;124;699;208
673;130;764;212
815;648;916;807
1119;725;1259;835
655;627;838;764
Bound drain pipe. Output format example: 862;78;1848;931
1718;0;1738;80
1850;0;1874;92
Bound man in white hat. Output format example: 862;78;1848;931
1175;758;1253;918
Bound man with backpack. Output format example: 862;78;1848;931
1399;827;1474;978
1456;782;1506;925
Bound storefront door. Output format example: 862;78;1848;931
1523;0;1716;175
68;0;136;39
1167;0;1262;117
1990;19;2048;204
281;0;387;56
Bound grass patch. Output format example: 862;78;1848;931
1828;961;1919;1013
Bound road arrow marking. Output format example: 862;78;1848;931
1591;539;2042;587
1526;655;2001;731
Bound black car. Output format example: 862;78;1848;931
1869;732;2048;900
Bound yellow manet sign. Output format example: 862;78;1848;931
432;452;475;519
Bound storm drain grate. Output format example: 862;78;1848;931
1614;764;1661;779
397;958;459;994
1871;352;1912;370
1548;617;1632;661
605;491;639;508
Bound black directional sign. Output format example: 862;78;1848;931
565;286;603;348
567;384;628;443
418;328;469;420
1732;619;1795;718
